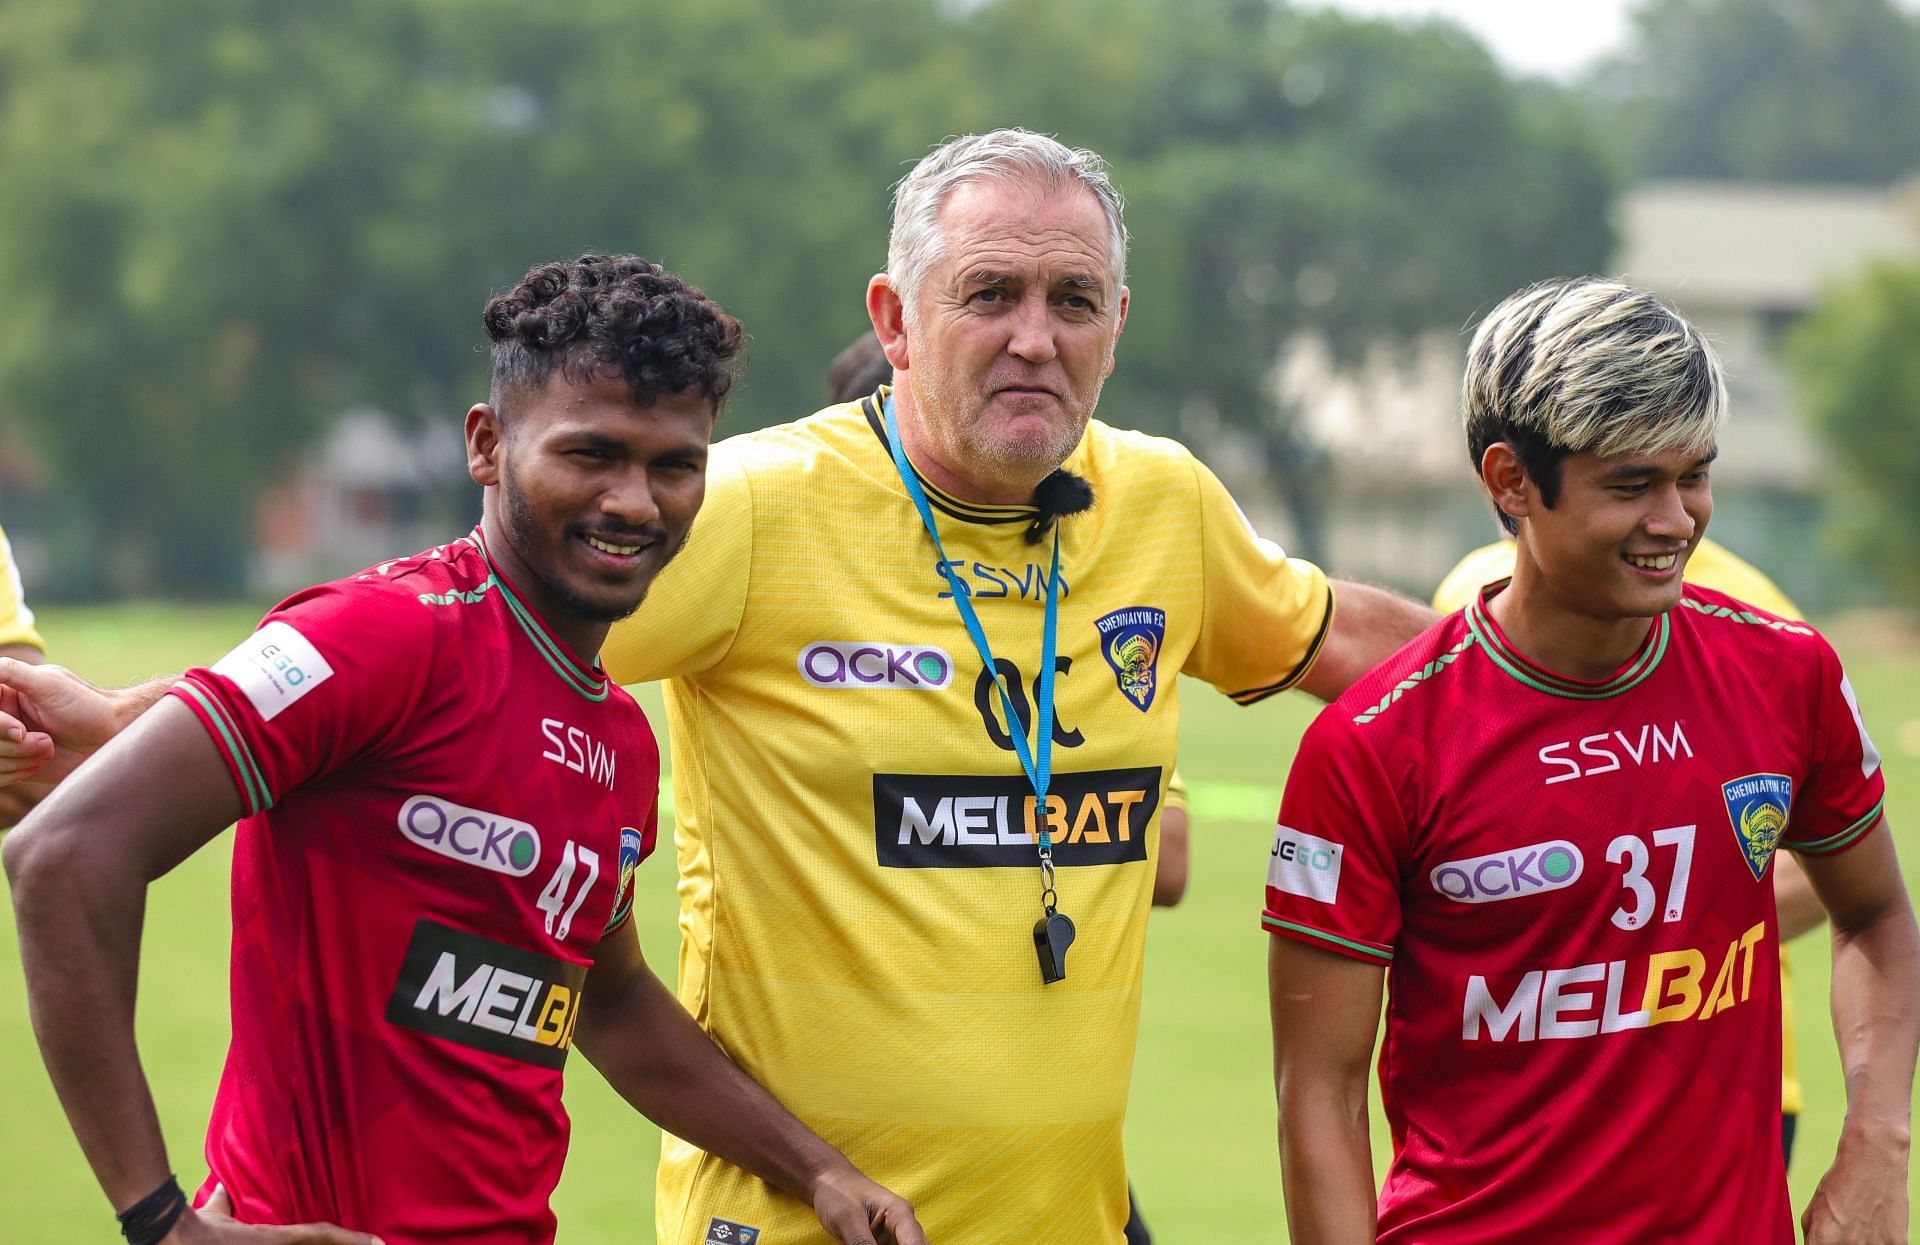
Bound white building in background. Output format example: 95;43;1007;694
1275;178;1920;603
251;409;468;593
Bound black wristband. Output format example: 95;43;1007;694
117;1174;187;1245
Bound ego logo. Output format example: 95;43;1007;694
1431;840;1583;904
210;619;335;722
398;795;541;877
798;642;954;690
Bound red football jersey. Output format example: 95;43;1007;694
169;530;659;1244
1263;584;1885;1244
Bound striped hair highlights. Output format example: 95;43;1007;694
1463;279;1726;522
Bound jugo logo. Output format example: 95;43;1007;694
1269;827;1343;903
1431;840;1583;904
798;642;953;690
398;795;541;876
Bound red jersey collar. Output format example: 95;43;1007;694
469;528;611;703
1465;579;1670;700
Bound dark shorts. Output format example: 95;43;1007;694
1124;1186;1150;1245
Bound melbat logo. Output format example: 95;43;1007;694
385;920;589;1069
873;767;1160;868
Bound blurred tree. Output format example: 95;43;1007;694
0;0;445;593
1785;259;1920;602
956;0;1615;551
1595;0;1920;184
0;0;1617;590
0;0;952;593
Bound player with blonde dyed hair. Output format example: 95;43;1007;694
1266;276;1918;1243
1463;276;1727;532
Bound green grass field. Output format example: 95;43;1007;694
3;603;1918;1242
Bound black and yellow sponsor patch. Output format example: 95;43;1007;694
385;919;588;1069
874;767;1160;868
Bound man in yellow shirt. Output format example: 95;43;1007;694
601;130;1432;1244
1434;535;1826;1164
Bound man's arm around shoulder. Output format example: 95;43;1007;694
1298;581;1436;702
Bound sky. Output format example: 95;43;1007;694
1312;0;1638;80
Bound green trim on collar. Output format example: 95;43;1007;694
472;528;611;702
1466;582;1669;701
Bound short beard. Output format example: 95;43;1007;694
915;370;1095;491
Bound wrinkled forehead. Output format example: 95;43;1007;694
932;177;1119;286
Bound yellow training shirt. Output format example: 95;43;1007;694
1433;535;1807;1116
605;392;1332;1244
0;522;45;652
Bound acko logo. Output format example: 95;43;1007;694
1431;840;1583;904
385;919;587;1069
798;642;953;690
874;767;1160;868
398;795;542;877
1269;827;1343;903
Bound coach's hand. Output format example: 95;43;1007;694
0;658;136;788
163;1184;385;1245
1801;1135;1909;1245
809;1165;929;1245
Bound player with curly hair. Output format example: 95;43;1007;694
3;255;924;1245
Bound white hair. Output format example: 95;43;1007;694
1464;276;1727;464
886;128;1129;309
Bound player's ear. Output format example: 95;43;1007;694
467;403;505;487
1480;442;1532;526
868;274;910;372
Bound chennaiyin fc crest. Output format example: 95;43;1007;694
1095;606;1166;713
1722;773;1793;881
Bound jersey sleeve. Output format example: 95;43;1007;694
1182;455;1334;704
0;522;45;652
1782;637;1886;857
168;583;435;816
1261;708;1410;964
602;443;753;684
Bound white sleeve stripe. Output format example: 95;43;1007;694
1838;672;1883;779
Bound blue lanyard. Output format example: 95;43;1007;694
882;395;1064;854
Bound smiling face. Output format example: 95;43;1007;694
1505;442;1717;621
467;371;713;653
878;177;1127;502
